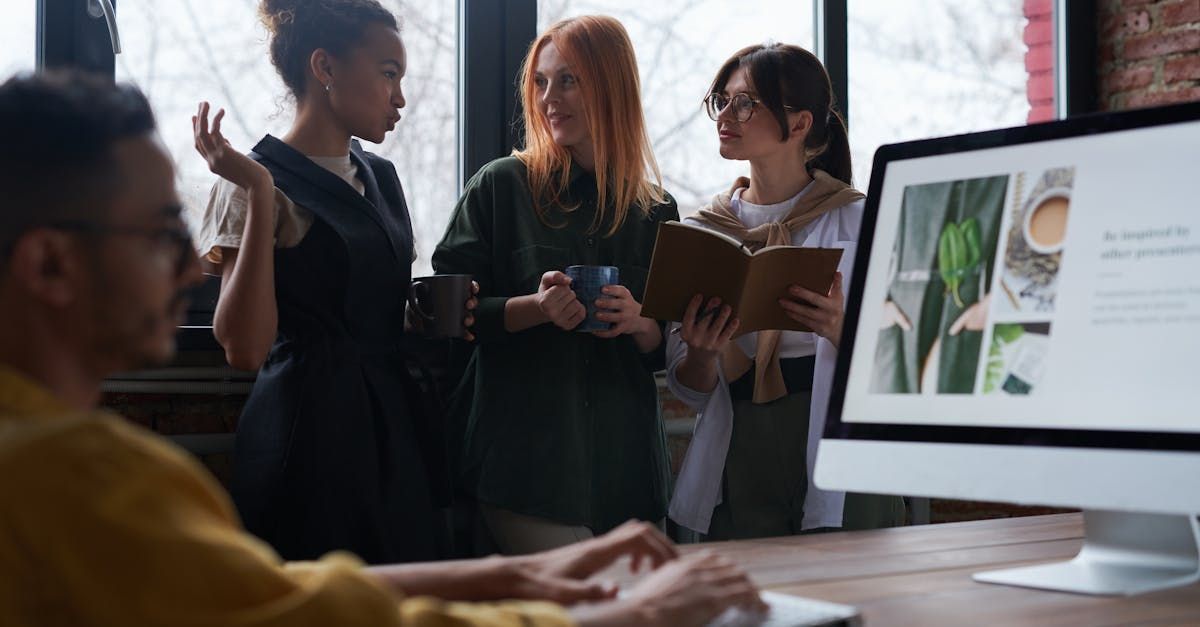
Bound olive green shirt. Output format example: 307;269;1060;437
432;156;678;532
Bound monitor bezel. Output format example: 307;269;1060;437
826;100;1200;453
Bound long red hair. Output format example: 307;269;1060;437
514;15;665;236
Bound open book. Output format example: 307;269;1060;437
641;221;843;335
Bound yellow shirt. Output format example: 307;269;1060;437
0;365;574;627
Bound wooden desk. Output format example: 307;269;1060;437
687;513;1200;626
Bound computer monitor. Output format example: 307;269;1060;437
815;101;1200;596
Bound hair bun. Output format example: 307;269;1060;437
259;0;303;34
258;0;397;99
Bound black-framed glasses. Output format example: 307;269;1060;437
704;92;797;123
48;219;195;276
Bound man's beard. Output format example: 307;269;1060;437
85;265;189;372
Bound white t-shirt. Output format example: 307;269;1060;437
197;154;364;264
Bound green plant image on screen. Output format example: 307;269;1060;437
985;323;1025;393
938;217;983;308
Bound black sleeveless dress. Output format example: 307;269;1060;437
231;135;444;564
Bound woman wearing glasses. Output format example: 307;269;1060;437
433;15;677;553
190;0;474;564
666;43;905;541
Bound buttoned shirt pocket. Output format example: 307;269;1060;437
510;244;570;295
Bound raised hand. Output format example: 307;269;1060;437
192;101;271;192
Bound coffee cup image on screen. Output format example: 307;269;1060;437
995;167;1075;315
870;175;1008;395
984;322;1051;395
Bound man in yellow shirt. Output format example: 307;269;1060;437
0;73;764;626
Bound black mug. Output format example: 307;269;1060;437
409;274;473;339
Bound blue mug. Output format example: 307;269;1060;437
565;265;619;332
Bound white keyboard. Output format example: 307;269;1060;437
706;590;861;627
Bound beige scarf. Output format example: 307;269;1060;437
690;169;865;404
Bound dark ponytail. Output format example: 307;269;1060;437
707;43;854;186
812;106;852;185
258;0;398;99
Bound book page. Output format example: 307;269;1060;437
738;247;844;334
672;220;750;251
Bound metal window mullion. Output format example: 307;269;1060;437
36;0;117;76
813;0;849;130
1059;0;1099;117
459;0;537;189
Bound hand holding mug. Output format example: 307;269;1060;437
591;284;650;339
564;265;620;333
463;281;480;341
537;271;586;331
408;274;474;339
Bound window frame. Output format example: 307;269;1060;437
30;0;1087;335
37;0;117;76
35;0;1092;211
1059;0;1099;118
460;0;536;186
815;0;849;128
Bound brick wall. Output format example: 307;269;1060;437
1026;0;1058;122
104;391;241;485
1098;0;1200;109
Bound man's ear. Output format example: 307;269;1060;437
7;230;82;307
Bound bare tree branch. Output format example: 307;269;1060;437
181;0;254;138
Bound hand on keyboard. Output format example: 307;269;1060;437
621;551;767;625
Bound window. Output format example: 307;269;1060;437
113;0;458;276
1;1;36;77
10;2;1075;267
848;0;1056;188
537;0;815;216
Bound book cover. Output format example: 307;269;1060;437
641;221;843;335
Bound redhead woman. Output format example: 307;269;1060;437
434;15;676;554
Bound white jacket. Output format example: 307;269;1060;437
666;194;864;534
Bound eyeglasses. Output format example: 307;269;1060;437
48;219;195;277
703;92;797;123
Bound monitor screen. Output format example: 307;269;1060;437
837;108;1200;437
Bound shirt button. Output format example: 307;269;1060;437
586;236;595;246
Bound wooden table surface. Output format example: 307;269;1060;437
679;513;1200;626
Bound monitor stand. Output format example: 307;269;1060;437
973;510;1200;596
